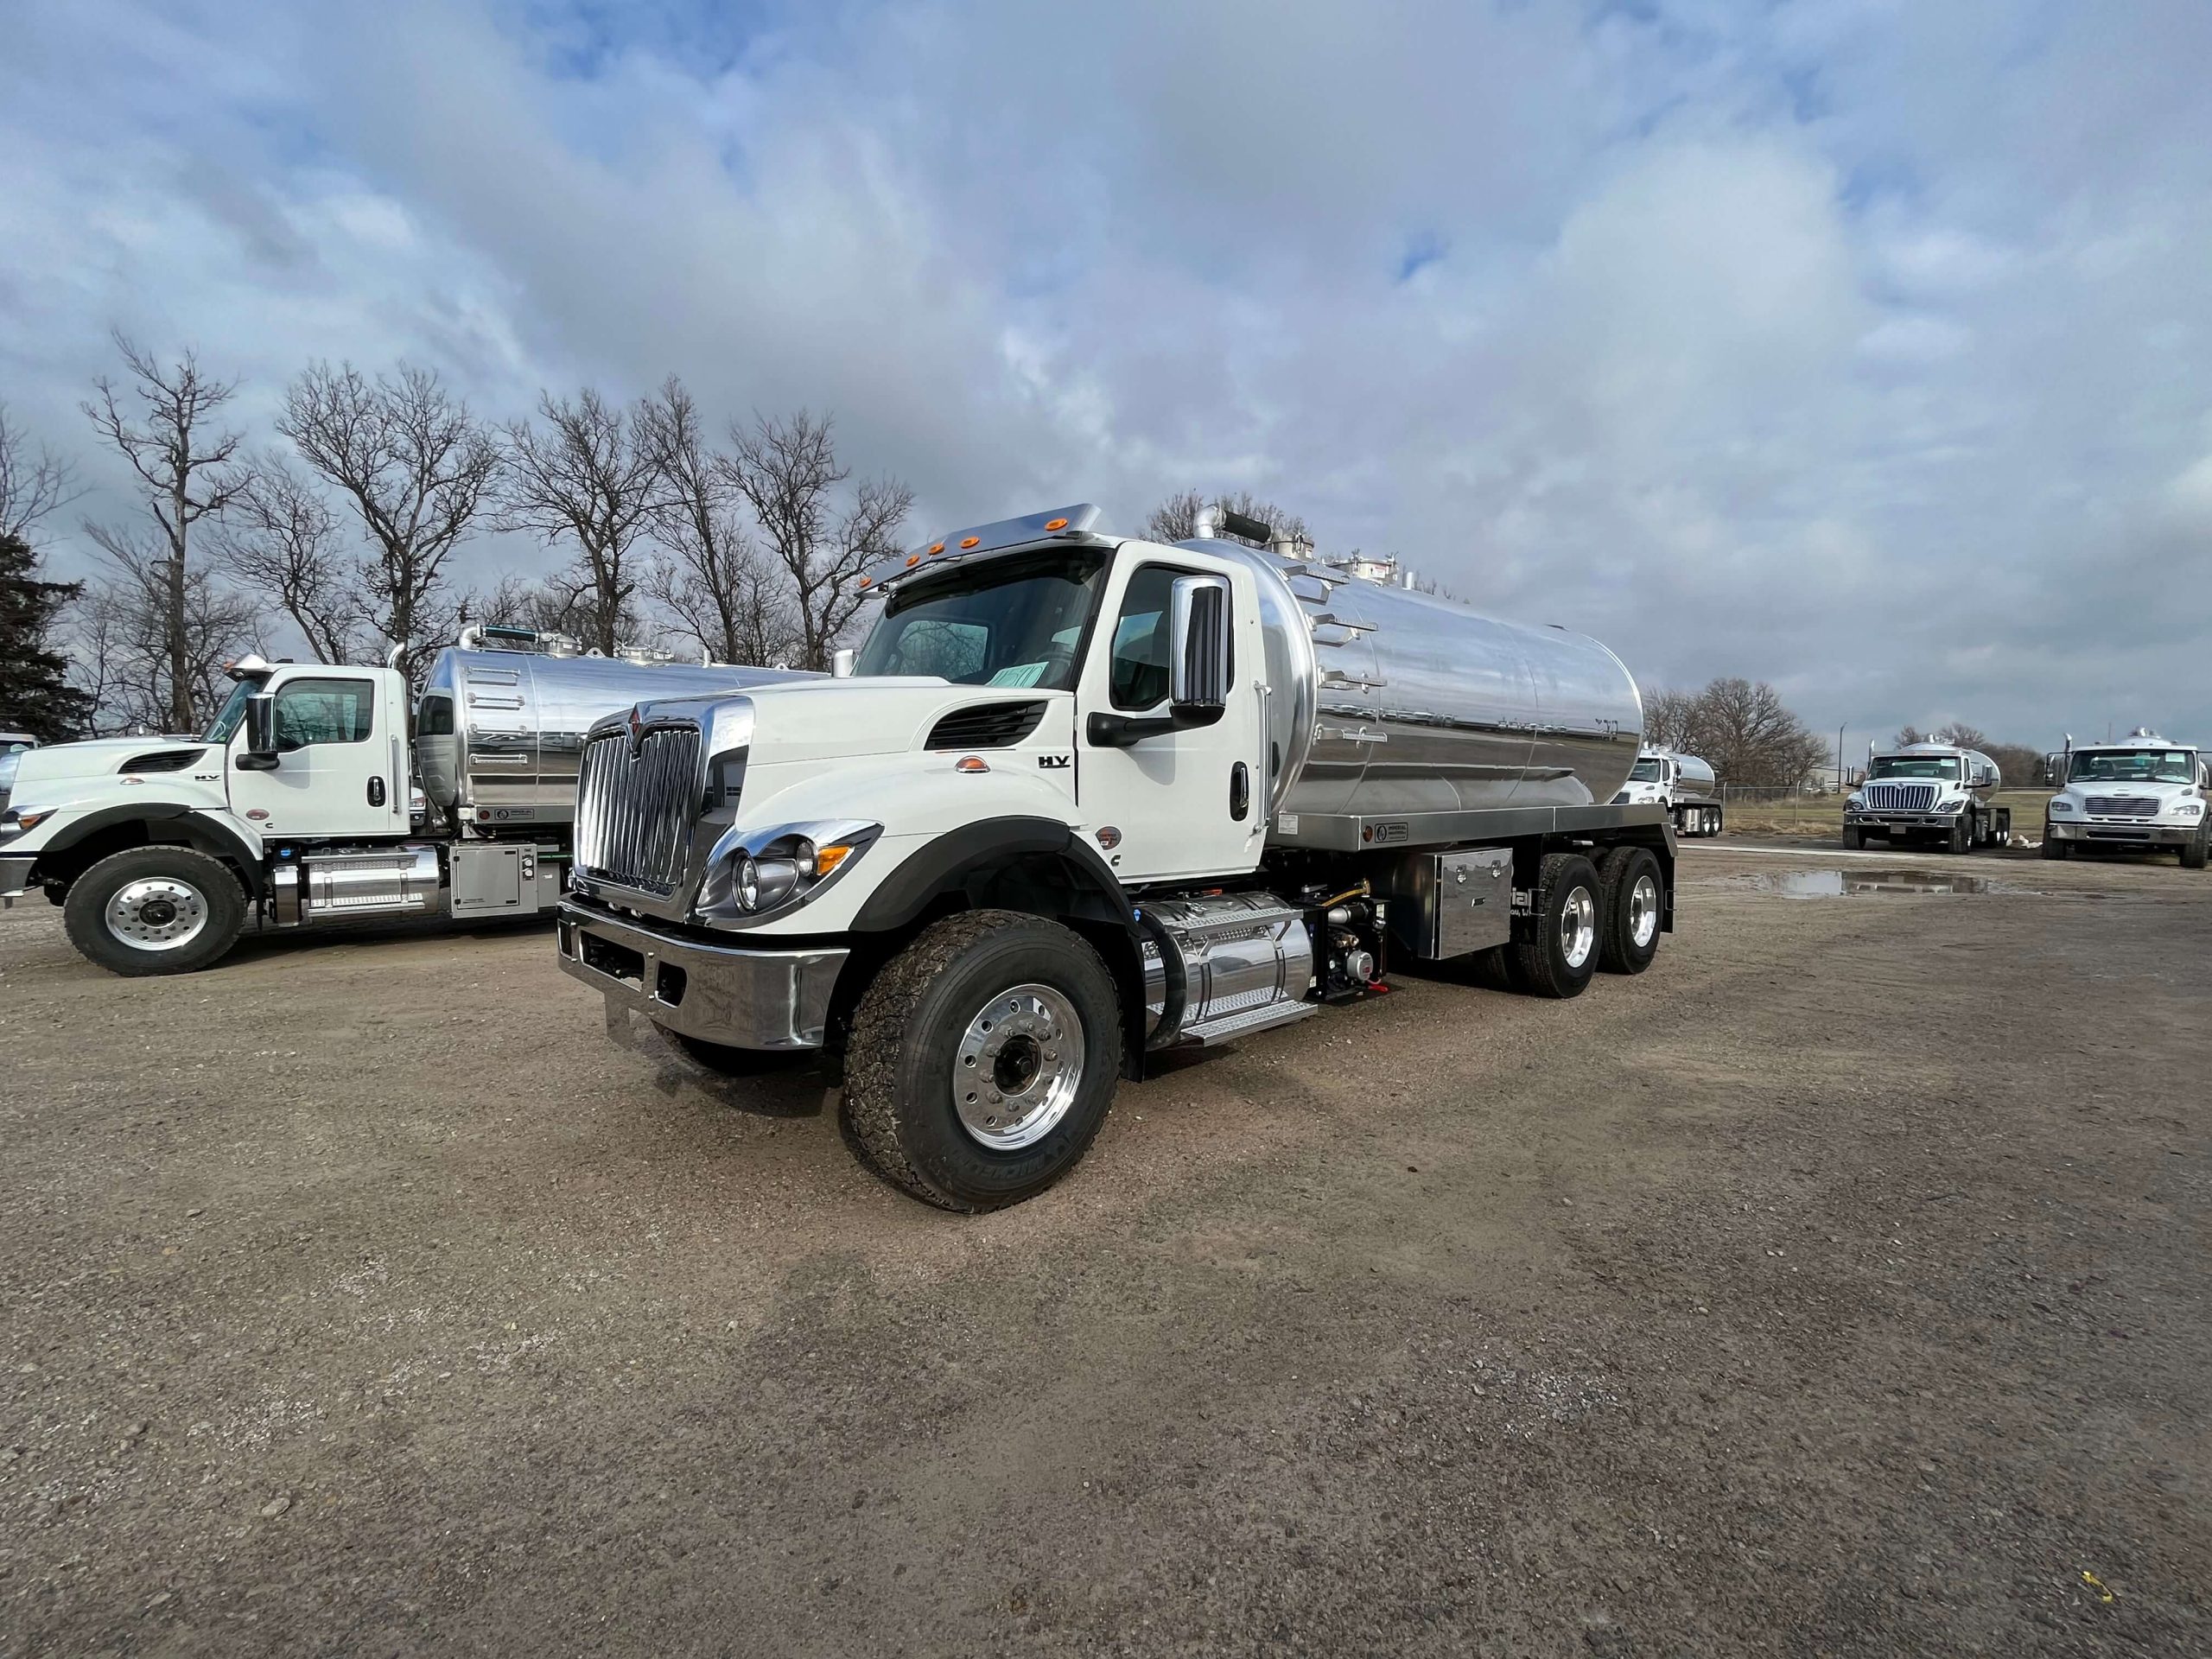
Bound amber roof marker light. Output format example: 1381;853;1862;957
1044;517;1069;531
928;542;945;555
959;535;982;549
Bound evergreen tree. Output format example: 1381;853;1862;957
0;531;93;740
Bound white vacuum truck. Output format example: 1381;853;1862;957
556;504;1676;1212
0;629;805;975
1843;741;2008;853
1613;747;1722;837
2041;729;2209;868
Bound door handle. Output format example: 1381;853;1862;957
367;777;386;807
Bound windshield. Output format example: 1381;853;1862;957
200;677;264;744
2069;748;2196;785
853;551;1107;690
1629;758;1663;783
1869;755;1960;781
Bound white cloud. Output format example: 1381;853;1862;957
3;0;2210;747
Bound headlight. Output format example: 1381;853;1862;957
1847;795;1865;810
705;822;880;922
2049;798;2072;813
2174;801;2204;819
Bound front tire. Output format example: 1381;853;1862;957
61;846;246;976
1510;853;1600;999
1841;826;1863;851
1948;815;1971;855
2183;826;2209;870
1596;846;1663;976
841;910;1122;1211
2041;823;2070;860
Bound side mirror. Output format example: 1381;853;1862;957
237;693;280;771
1169;575;1231;711
830;648;856;679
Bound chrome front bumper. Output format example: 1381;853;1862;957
2045;821;2196;846
556;900;847;1051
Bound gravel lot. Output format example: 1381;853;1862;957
3;843;2208;1656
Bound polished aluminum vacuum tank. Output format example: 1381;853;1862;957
414;637;813;829
1198;537;1644;822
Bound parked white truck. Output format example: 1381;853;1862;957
556;504;1676;1211
1843;741;2009;853
0;629;803;975
2041;730;2209;868
1612;747;1722;837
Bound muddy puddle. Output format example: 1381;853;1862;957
1736;867;2044;898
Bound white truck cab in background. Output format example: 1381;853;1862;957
1612;747;1722;838
1844;742;2008;854
0;633;803;975
2042;729;2208;868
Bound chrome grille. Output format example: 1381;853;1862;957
1863;782;1937;811
575;724;703;895
2085;796;2159;817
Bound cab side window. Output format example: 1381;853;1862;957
273;678;374;751
1109;566;1178;709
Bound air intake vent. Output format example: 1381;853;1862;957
925;701;1047;750
119;748;206;773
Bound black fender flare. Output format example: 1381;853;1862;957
35;804;266;899
848;816;1148;1069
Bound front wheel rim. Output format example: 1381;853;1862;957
105;876;210;951
1560;886;1597;969
1628;874;1660;949
952;982;1086;1150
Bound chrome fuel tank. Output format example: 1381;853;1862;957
415;647;816;829
1202;544;1643;818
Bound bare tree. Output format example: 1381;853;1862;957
0;403;85;544
1934;721;1990;751
501;388;660;658
1893;724;1927;747
214;455;363;666
722;410;911;671
81;334;247;729
1639;684;1700;752
639;378;797;664
1142;489;1311;547
1688;677;1827;787
70;530;261;734
472;570;650;654
278;362;500;679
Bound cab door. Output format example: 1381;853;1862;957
227;670;402;839
1076;552;1267;882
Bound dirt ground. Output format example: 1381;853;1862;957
2;841;2208;1656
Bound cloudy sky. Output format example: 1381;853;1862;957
3;0;2208;754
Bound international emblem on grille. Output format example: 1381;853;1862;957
576;719;702;895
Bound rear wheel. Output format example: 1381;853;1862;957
1510;853;1600;1000
61;846;246;977
840;910;1122;1211
1596;846;1663;976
